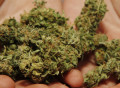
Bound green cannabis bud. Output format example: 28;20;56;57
74;0;107;57
0;5;79;83
84;39;120;88
0;0;107;85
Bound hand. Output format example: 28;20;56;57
0;0;120;88
63;0;120;88
0;0;83;88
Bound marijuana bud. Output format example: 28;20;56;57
75;0;107;34
0;4;78;83
84;39;120;88
74;0;107;58
0;0;107;85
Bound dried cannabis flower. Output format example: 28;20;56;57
0;3;78;83
0;0;107;85
74;0;107;57
84;39;120;88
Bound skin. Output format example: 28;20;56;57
63;0;120;88
0;0;120;88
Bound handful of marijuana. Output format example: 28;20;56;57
1;0;117;87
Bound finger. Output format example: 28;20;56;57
45;0;62;13
0;0;35;23
78;53;96;88
64;69;83;87
49;82;68;88
111;0;120;17
0;0;62;23
78;53;96;75
109;83;120;88
99;0;120;40
99;21;120;40
25;84;49;88
15;80;32;88
0;75;15;88
63;0;85;25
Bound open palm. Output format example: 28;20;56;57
0;0;120;88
